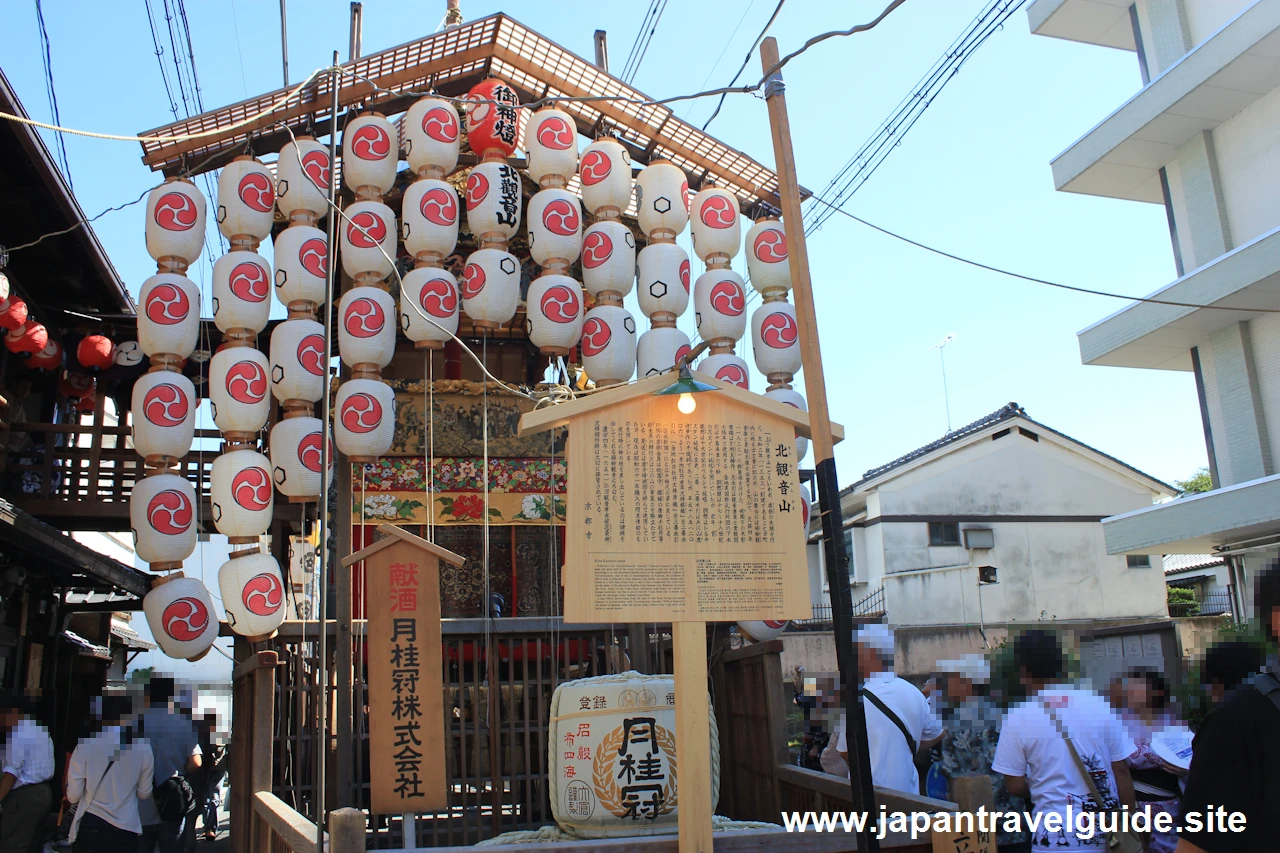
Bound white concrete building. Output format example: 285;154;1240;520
807;403;1175;632
1029;0;1280;614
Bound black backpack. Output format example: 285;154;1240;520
153;773;198;822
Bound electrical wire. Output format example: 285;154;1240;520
807;194;1280;313
701;0;786;131
33;0;72;186
621;0;670;86
682;0;759;121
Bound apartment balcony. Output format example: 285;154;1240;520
1027;0;1136;51
1051;1;1280;202
1103;473;1280;554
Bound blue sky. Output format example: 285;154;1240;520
4;0;1204;490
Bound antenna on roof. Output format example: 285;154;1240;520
929;334;955;433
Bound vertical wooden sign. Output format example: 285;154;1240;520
348;525;463;815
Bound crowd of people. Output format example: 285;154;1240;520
795;561;1280;852
0;676;226;853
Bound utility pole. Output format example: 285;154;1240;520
279;0;290;86
760;37;878;853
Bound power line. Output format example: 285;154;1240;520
618;0;660;84
621;0;671;85
33;0;73;186
806;194;1280;313
682;0;759;120
701;0;786;132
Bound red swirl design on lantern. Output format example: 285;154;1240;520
346;211;386;249
299;431;327;472
462;263;486;299
709;280;744;316
679;180;690;212
715;363;748;387
154;192;198;231
162;597;209;642
144;383;189;427
582;230;613;269
299;238;327;278
699;194;737;229
760;312;798;349
297;334;326;376
580;149;611;185
679;259;691;292
465;172;490;210
226;360;267;403
243;573;284;616
238;172;275;212
232;466;272;511
536;116;574;150
229;261;269;303
344;298;385;339
349;123;391;160
541;199;579;236
419;277;458;318
148;489;193;535
580;317;611;357
422;106;459;142
300;150;330;190
341;393;383;434
420;188;458;226
539;285;580;324
145;283;190;325
753;227;787;263
674;344;692;366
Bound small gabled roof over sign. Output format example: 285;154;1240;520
518;370;844;441
342;524;466;568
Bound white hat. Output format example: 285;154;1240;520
854;623;895;655
937;653;991;685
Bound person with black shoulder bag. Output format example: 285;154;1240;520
66;694;155;853
135;678;201;853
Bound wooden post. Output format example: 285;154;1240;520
760;36;877;852
330;806;367;853
337;459;354;807
673;623;713;853
247;650;279;853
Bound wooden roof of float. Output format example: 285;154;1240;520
135;14;807;212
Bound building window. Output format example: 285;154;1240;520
1127;555;1153;569
928;522;961;547
843;529;855;580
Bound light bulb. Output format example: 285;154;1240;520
677;392;696;415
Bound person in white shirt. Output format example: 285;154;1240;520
992;629;1138;849
836;624;943;793
0;692;55;853
66;695;155;853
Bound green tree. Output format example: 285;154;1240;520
1167;586;1200;616
1175;467;1213;495
128;666;154;685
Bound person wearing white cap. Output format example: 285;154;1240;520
836;624;943;794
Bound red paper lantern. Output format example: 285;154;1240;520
58;372;94;400
75;391;98;413
0;296;29;331
77;334;116;371
462;78;521;160
28;339;63;371
6;320;48;357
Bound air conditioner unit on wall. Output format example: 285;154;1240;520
964;528;994;550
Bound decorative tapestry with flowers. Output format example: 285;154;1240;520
351;457;567;526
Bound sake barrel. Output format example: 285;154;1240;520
547;672;719;838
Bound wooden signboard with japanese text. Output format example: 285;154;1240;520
560;388;811;625
362;533;451;814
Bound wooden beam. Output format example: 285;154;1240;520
232;649;278;682
253;792;327;853
673;623;713;853
341;522;465;568
417;827;936;852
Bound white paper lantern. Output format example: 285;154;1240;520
343;114;398;197
765;386;809;463
146;180;206;269
340;200;397;282
270;415;332;500
693;270;747;346
636;325;691;378
131;370;197;464
211;448;274;542
334;379;395;462
746;219;790;296
699;352;750;390
0;271;8;302
461;249;520;328
526;109;578;185
526;275;584;356
401;267;459;349
637;242;691;319
581;305;636;386
751;301;802;379
738;620;789;642
144;574;219;661
219;551;287;639
581;221;635;299
270;318;326;405
403;97;461;177
209;347;271;436
131;473;197;566
272;225;328;311
137;273;200;361
338;286;396;369
635;161;689;238
401;178;459;263
579;139;632;217
212;251;272;334
276;136;331;222
464;161;521;243
690;187;741;263
216;157;275;244
527;189;582;268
